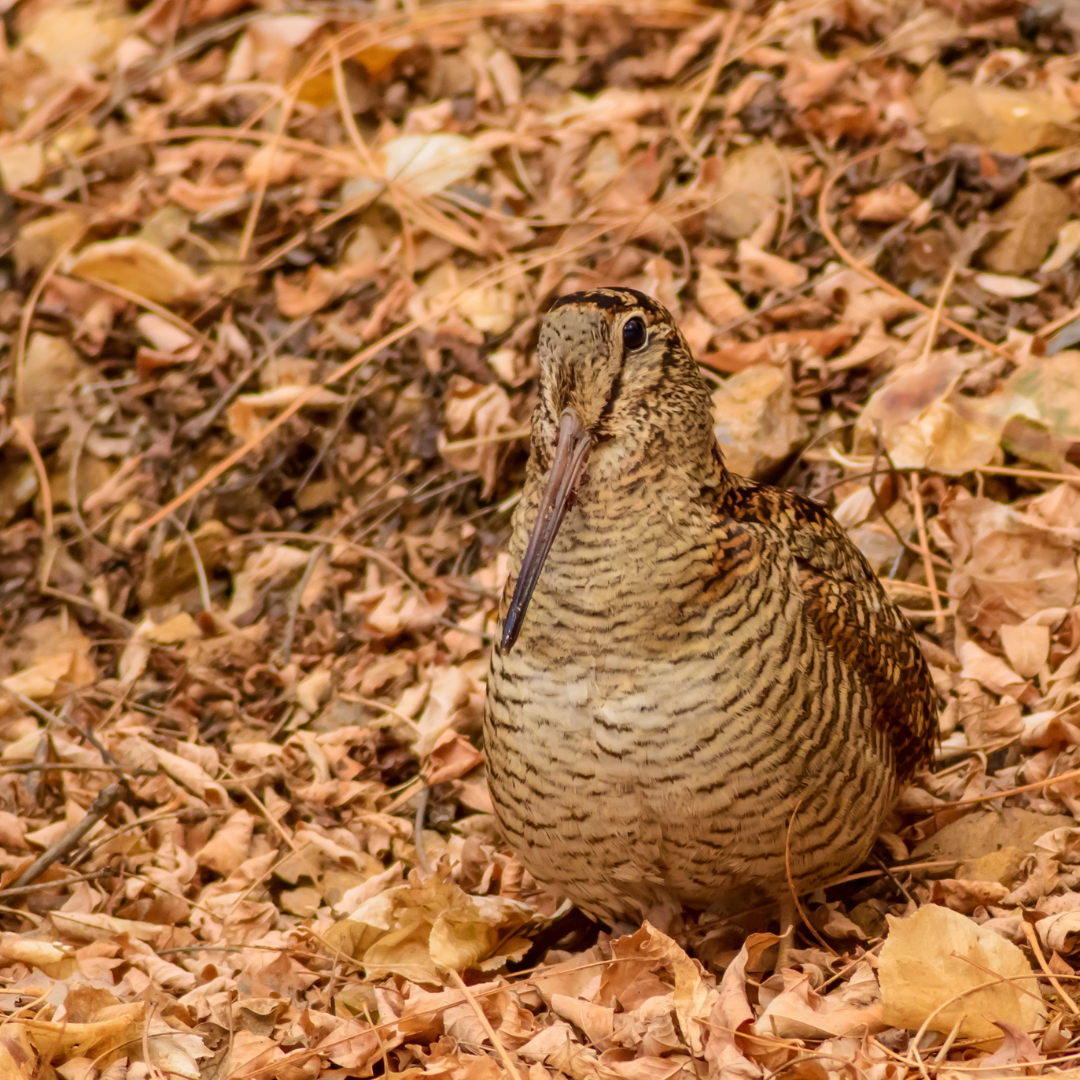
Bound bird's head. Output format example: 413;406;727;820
500;287;717;652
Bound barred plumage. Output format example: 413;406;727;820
484;288;937;927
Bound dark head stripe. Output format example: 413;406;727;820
550;287;666;323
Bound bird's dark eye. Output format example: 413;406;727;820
622;317;646;352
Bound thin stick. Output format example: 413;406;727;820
414;785;433;874
918;262;958;365
0;869;111;901
331;43;416;275
14;226;87;411
933;1015;964;1066
933;765;1080;812
0;762;152;777
279;545;326;665
11;417;53;540
39;586;136;631
1022;919;1080;1016
338;695;423;737
9;784;122;891
171;515;213;614
445;969;521;1079
682;10;742;133
237;85;299;263
1036;298;1080;339
62;274;213;349
442;427;531;452
974;464;1080;486
910;478;945;636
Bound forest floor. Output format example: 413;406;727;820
2;0;1080;1077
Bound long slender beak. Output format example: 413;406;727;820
500;410;591;652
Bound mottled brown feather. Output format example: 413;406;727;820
721;478;937;783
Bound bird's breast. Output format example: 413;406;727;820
504;485;726;662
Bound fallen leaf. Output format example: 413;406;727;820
879;903;1045;1042
973;273;1041;298
350;133;492;199
708;143;785;240
19;334;92;419
712;365;807;478
922;82;1077;155
853;182;921;223
1000;623;1050;679
70;238;206;304
0;143;44;190
329;876;534;983
982;181;1073;275
696;263;748;324
1042;219;1080;272
737;241;807;291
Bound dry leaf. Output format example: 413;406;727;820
330;876;534;983
922;82;1077;155
973;273;1041;298
1043;219;1080;272
197;809;255;873
708;143;784;240
0;143;44;190
982;182;1073;275
853;182;921;223
712;365;808;477
349;133;491;199
879;904;1044;1041
19;334;92;419
696;263;748;324
70;238;206;304
1000;623;1050;679
737;241;807;291
440;376;518;498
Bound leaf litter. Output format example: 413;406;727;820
2;0;1080;1077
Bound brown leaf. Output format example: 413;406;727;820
879;904;1045;1042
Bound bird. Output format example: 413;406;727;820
483;286;937;935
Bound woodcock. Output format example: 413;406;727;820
484;287;937;928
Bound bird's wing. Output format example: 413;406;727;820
727;481;938;782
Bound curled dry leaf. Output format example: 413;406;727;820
855;348;1032;475
754;963;884;1040
737;241;807;291
1036;910;1080;955
1043;219;1080;272
327;876;535;984
440;376;520;498
940;493;1080;629
853;182;921;223
959;640;1026;698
